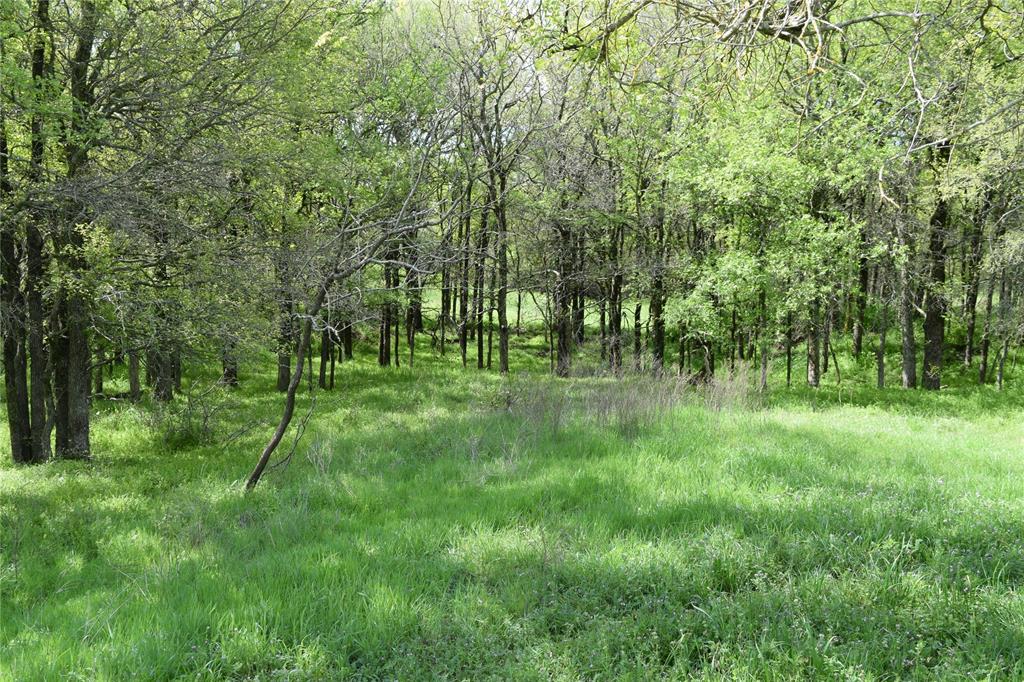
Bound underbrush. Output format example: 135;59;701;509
2;344;1023;680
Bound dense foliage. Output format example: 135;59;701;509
2;2;1024;677
1;6;1023;470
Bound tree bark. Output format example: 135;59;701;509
822;304;832;374
730;306;737;370
555;226;573;377
995;272;1011;390
650;185;667;375
439;220;451;356
496;177;509;374
25;0;52;461
853;227;869;358
572;230;585;345
247;288;326;490
128;351;141;402
393;280;401;368
608;225;624;372
277;302;293;391
319;327;329;389
897;261;917;389
962;193;988;367
1;68;33;461
221;342;239;387
486;263;494;370
785;312;792;387
52;0;97;460
329;336;336;390
697;336;715;380
921;185;949;390
633;303;642;372
807;299;821;388
473;207;490;369
979;271;995;383
342;324;353;360
758;289;768;392
152;346;175;402
458;180;472;367
876;297;888;389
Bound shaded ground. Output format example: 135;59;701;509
2;338;1023;680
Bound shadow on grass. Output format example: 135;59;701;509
2;359;1024;679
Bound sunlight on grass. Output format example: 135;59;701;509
2;336;1023;679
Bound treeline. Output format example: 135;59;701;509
1;0;1023;469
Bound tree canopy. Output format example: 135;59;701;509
1;0;1023;478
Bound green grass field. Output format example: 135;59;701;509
2;331;1024;680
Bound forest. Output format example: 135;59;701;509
2;0;1024;679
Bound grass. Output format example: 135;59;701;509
2;331;1024;680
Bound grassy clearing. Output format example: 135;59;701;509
2;335;1024;680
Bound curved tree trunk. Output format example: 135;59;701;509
246;288;326;490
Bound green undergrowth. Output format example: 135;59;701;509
1;335;1023;680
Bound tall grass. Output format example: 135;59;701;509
1;338;1023;679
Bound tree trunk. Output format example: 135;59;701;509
730;306;737;370
439;230;450;356
996;338;1009;390
306;334;314;390
1;90;33;462
152;345;175;402
53;0;97;460
53;312;70;455
24;0;51;462
379;263;393;367
486;261;494;370
697;336;715;380
407;271;423;335
555;227;573;377
822;304;832;374
407;303;416;368
458;185;471;367
758;289;768;391
1;251;32;462
277;303;293;390
329;337;336;390
678;323;686;376
876;297;888;389
608;225;623;372
853;228;869;358
247;288;326;490
995;272;1011;390
319;327;329;389
25;211;50;461
979;271;995;383
572;230;586;345
897;262;917;389
921;187;949;390
128;351;141;402
172;347;182;394
221;342;239;387
473;207;490;370
496;178;509;374
807;299;821;387
633;303;642;372
650;193;666;374
962;195;988;367
393;290;401;368
785;312;792;387
343;324;353;360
